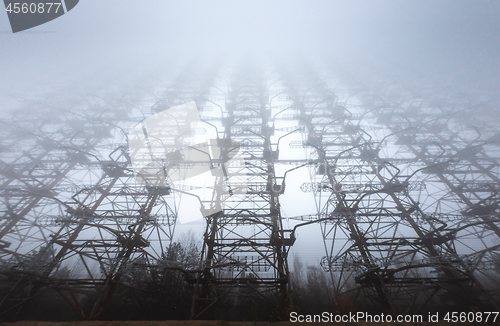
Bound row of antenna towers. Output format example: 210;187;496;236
1;58;499;319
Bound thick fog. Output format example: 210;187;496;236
1;0;500;91
2;0;500;321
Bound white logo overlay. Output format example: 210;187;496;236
128;102;247;223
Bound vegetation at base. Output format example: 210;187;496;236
0;247;497;321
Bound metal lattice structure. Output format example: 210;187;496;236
281;61;500;314
1;58;500;320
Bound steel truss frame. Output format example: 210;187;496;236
1;58;500;320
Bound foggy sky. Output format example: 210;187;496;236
1;0;500;272
1;0;500;92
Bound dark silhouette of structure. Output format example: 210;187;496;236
1;58;499;320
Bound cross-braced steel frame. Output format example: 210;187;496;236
1;57;500;320
278;60;500;314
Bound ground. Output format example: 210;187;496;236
1;321;496;326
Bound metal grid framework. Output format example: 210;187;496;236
282;62;500;314
1;58;500;319
190;64;293;319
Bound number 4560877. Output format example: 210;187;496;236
6;3;62;14
443;312;498;323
